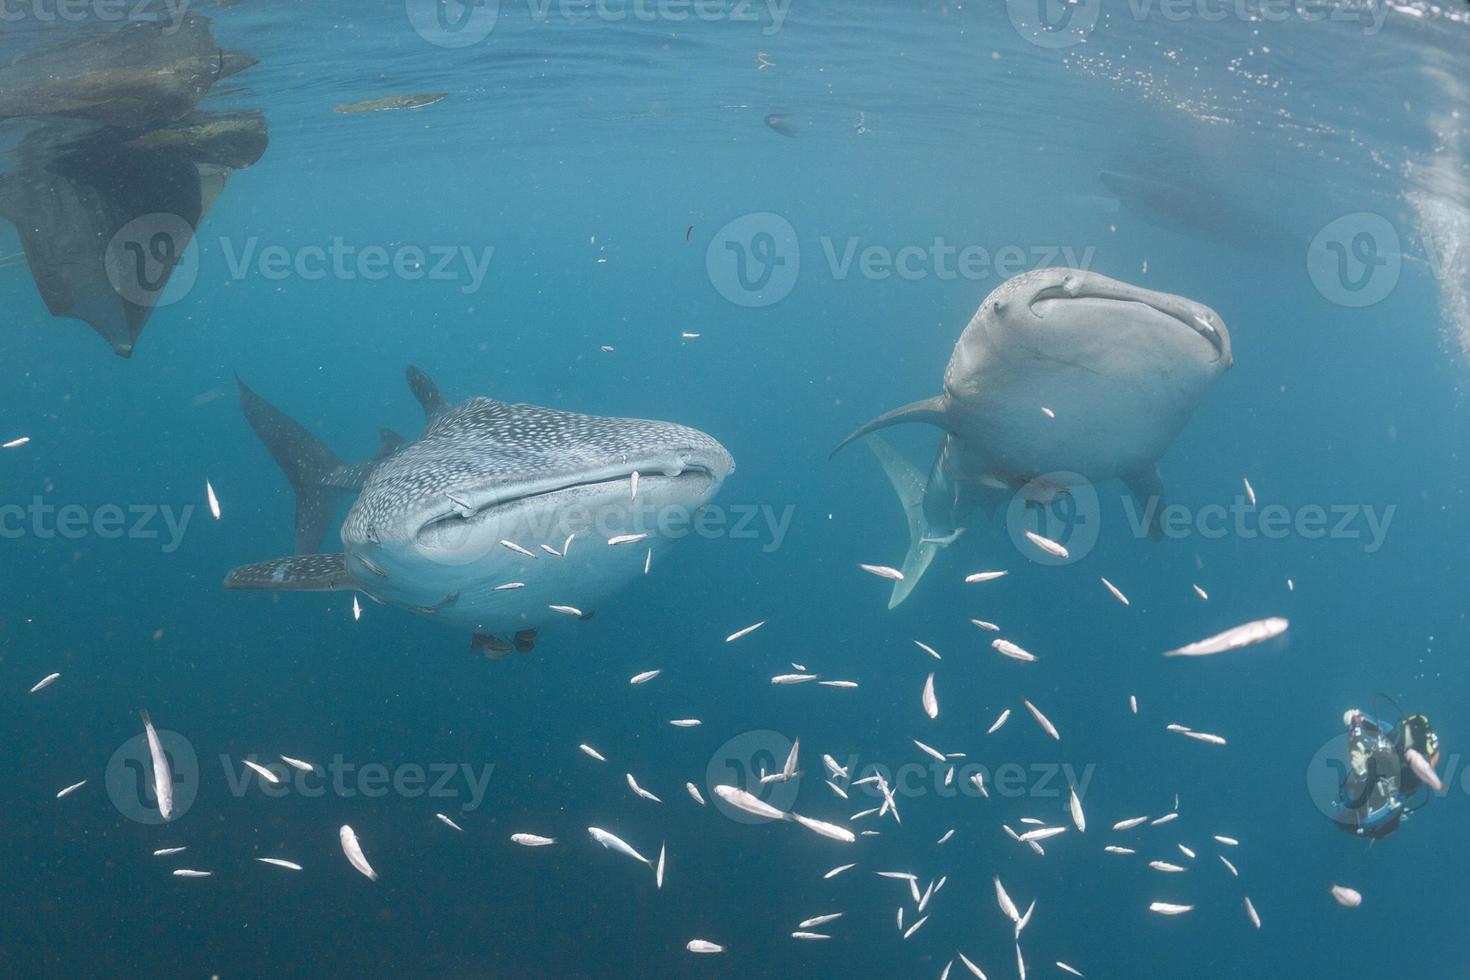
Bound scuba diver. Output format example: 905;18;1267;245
1329;697;1441;840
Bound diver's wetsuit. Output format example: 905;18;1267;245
1332;713;1410;839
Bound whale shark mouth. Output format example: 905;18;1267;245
1028;283;1229;361
416;467;719;537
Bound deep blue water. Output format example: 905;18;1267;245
3;2;1469;977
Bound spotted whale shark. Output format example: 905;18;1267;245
225;367;734;655
833;268;1232;607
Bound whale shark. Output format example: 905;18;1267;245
1097;169;1296;257
225;367;735;655
0;112;268;357
833;268;1232;607
0;16;258;132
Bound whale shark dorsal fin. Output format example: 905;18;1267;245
376;428;407;459
830;396;949;459
866;434;947;609
406;365;451;421
222;553;353;591
1123;464;1166;540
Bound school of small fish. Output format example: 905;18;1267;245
20;422;1425;980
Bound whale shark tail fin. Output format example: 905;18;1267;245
866;435;949;609
830;396;948;459
235;376;360;554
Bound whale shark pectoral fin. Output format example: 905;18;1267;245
829;395;950;459
1122;464;1166;541
472;633;512;659
406;365;451;421
223;553;353;591
866;434;950;608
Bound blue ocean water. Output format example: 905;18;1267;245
3;1;1469;976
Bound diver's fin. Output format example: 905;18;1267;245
376;428;407;459
1122;464;1166;540
223;553;353;591
235;375;357;553
867;435;946;609
406;365;451;421
830;396;950;458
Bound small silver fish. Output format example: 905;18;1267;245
587;826;652;866
725;621;766;643
339;825;378;881
256;858;303;871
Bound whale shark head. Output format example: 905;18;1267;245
960;266;1232;385
340;396;734;630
